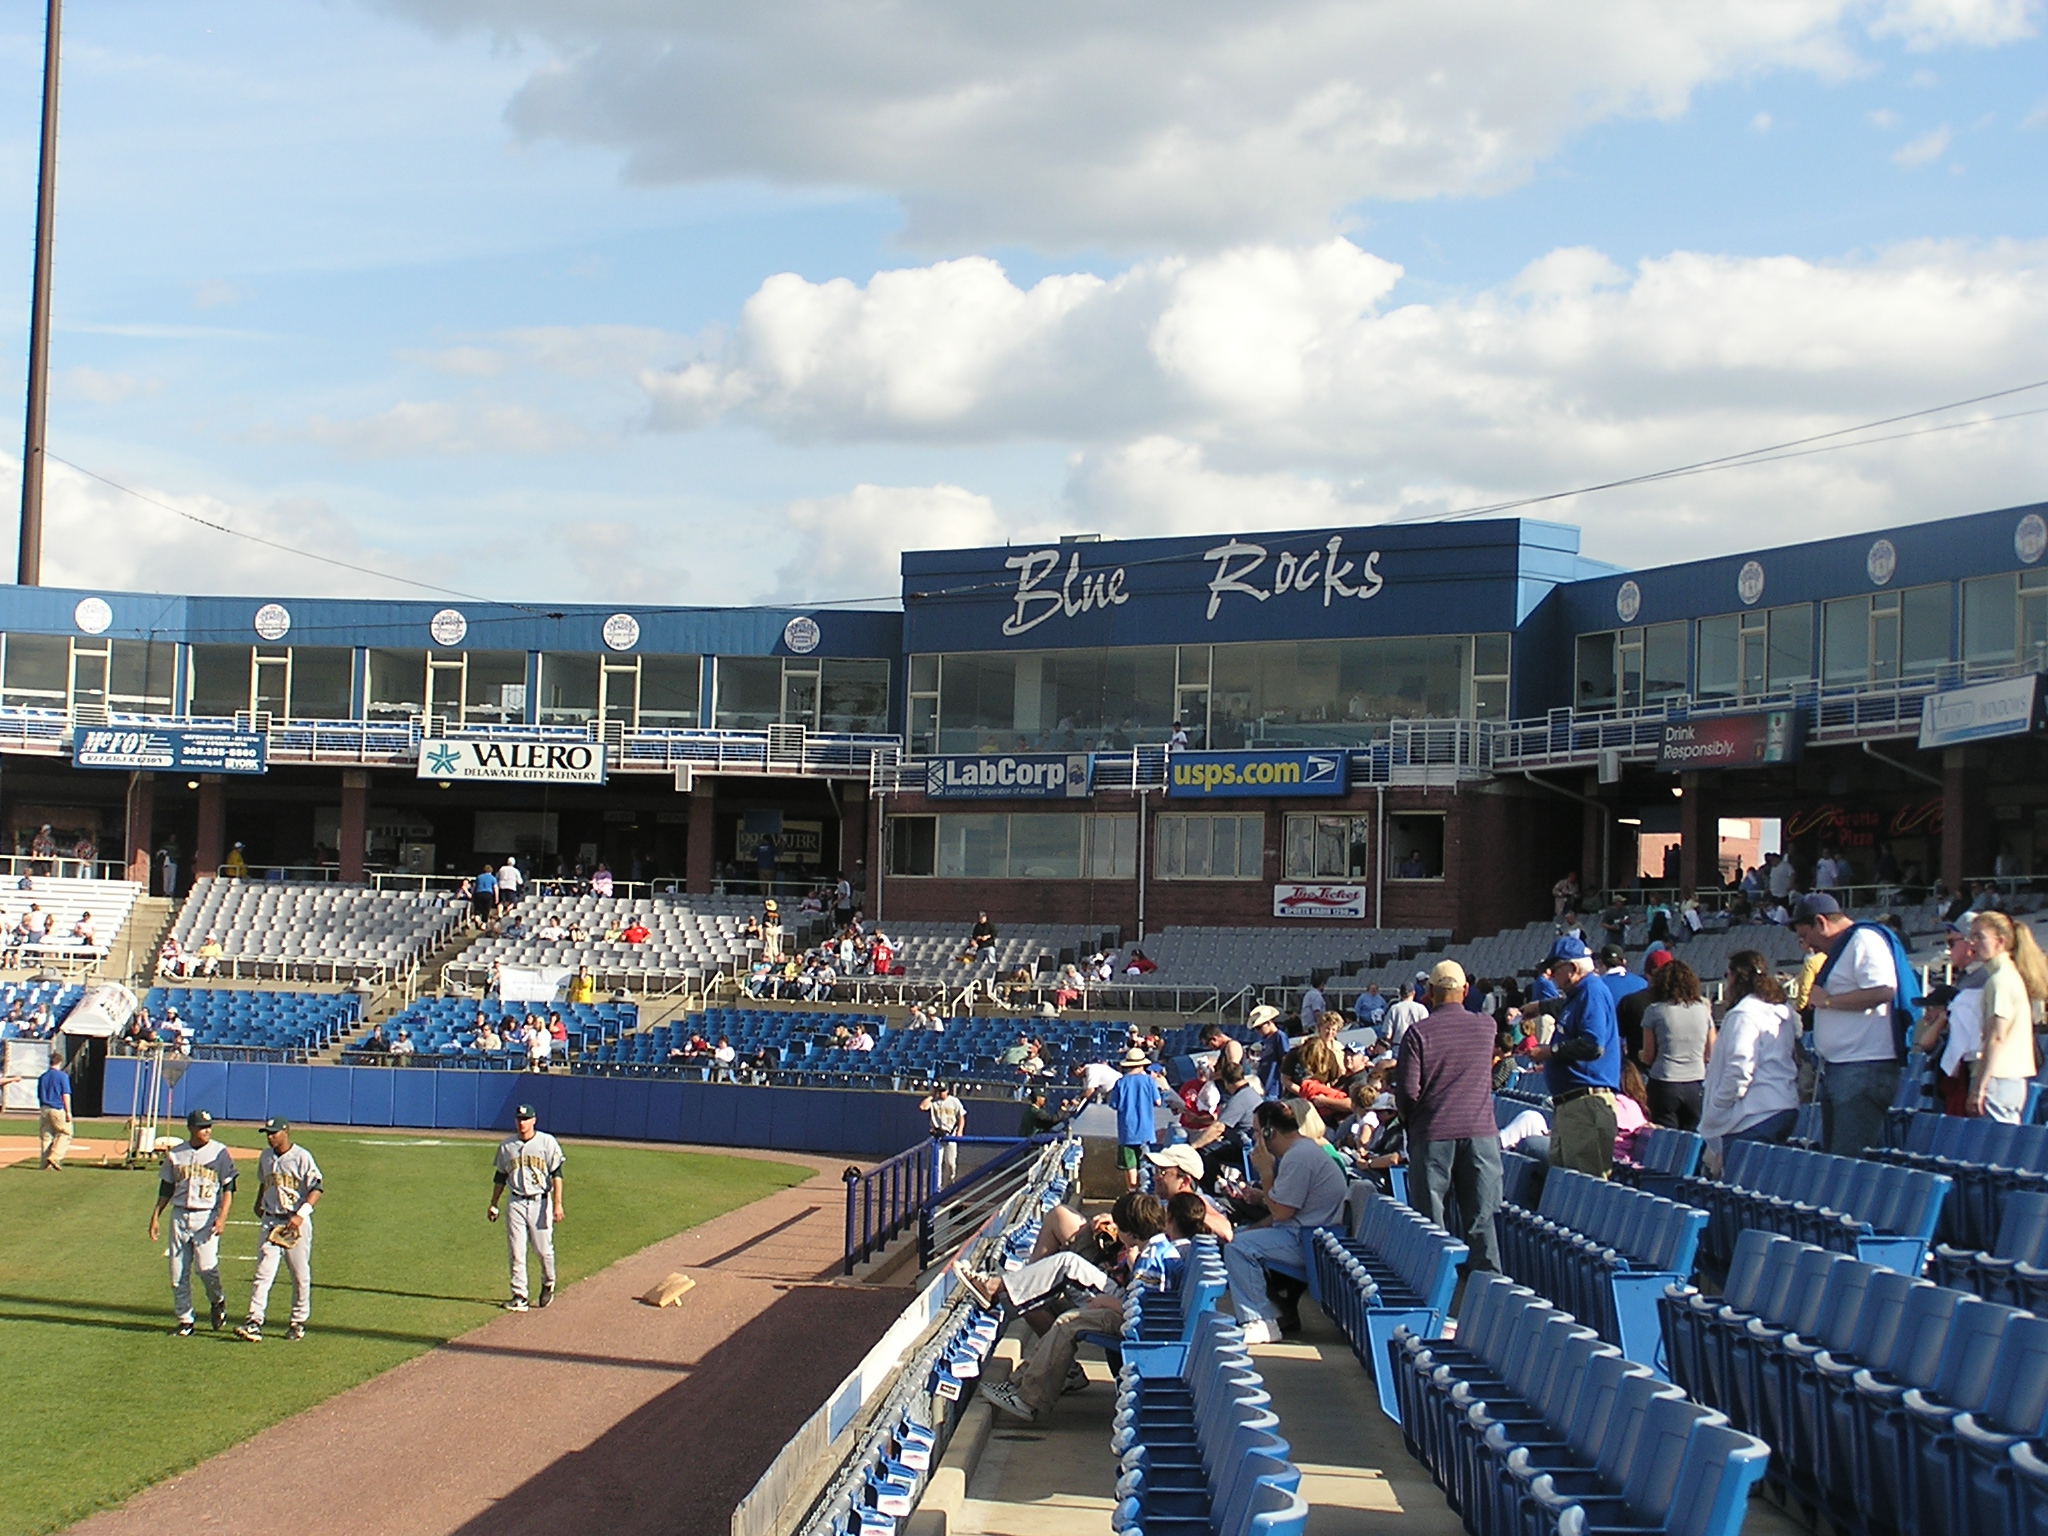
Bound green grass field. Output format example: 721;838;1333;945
0;1118;812;1536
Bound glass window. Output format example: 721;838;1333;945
1644;623;1687;701
1007;815;1084;879
1282;813;1373;879
713;656;781;730
1575;633;1617;711
935;647;1175;753
908;654;939;693
1209;637;1466;748
1472;633;1512;719
1156;813;1263;880
108;640;176;710
1386;813;1445;880
889;816;937;876
639;655;701;729
188;644;251;717
2;633;68;709
288;647;354;719
937;814;1009;878
1963;575;2018;665
367;649;426;721
1822;598;1868;686
462;652;527;725
538;653;599;726
1901;584;1951;676
1767;606;1812;688
1696;616;1738;700
2025;572;2048;670
820;658;890;734
1088;814;1137;879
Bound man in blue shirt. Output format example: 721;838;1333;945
1594;943;1647;1008
1528;936;1621;1178
37;1053;73;1169
1108;1047;1164;1190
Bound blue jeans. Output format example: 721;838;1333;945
1410;1135;1503;1271
1724;1108;1798;1146
1223;1224;1309;1326
1821;1058;1899;1156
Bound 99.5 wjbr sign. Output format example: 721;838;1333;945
417;739;607;785
1167;750;1347;797
923;753;1091;799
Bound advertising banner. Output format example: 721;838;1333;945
922;753;1092;799
73;725;267;775
417;738;607;784
1655;711;1804;773
497;966;573;1004
1167;750;1347;798
1918;674;2043;749
1273;883;1371;920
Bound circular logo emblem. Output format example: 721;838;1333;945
72;597;112;636
1614;581;1641;624
428;608;468;647
1866;539;1897;586
601;613;641;652
2018;513;2048;566
782;615;822;655
253;603;292;641
1737;561;1766;607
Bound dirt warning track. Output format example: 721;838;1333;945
64;1150;911;1536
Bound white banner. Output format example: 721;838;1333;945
1273;883;1371;920
418;739;607;784
1918;674;2042;749
497;966;574;1004
2;1041;50;1109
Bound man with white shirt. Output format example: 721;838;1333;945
1071;1058;1120;1100
1794;893;1900;1155
497;856;523;907
1297;981;1326;1036
1382;982;1430;1051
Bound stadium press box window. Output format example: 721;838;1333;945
1822;584;1951;687
1696;607;1812;703
885;812;1133;879
1385;813;1446;881
1;633;174;713
1155;813;1265;881
1576;624;1687;712
1962;570;2048;669
188;644;353;720
1283;813;1373;881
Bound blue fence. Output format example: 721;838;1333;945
103;1058;941;1158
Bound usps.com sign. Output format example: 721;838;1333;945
1167;750;1345;798
924;753;1091;800
1274;884;1371;920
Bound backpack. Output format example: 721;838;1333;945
1815;920;1923;1061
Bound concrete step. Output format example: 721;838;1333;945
108;895;176;987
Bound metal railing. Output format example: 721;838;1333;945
842;1137;938;1274
917;1134;1058;1272
840;1133;1058;1276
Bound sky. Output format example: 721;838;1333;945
0;0;2044;609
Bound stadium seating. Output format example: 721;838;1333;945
168;879;458;982
1391;1273;1769;1536
1661;1228;2048;1536
1082;1235;1228;1380
1873;1110;2048;1250
1495;1168;1706;1372
1676;1139;1951;1278
0;875;142;964
148;986;361;1055
345;996;637;1064
445;892;759;988
1928;1190;2048;1307
1305;1186;1466;1421
0;979;81;1038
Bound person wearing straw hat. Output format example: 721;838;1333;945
1109;1047;1165;1190
1248;1005;1286;1096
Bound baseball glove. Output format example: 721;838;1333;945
266;1224;300;1249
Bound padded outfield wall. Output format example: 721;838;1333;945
101;1057;945;1157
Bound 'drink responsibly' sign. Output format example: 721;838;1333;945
1167;750;1346;798
1655;711;1804;773
923;753;1091;799
417;738;607;784
1919;674;2043;749
73;726;267;775
1273;883;1371;919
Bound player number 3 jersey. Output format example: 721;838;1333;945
495;1132;565;1197
160;1140;239;1210
258;1144;323;1220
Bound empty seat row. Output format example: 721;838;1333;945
1496;1168;1707;1371
1390;1273;1769;1536
1305;1187;1467;1421
1081;1235;1229;1381
1613;1127;1705;1195
1873;1109;2048;1251
1660;1228;2048;1536
1928;1190;2048;1308
1675;1138;1950;1278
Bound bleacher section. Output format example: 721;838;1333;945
167;879;458;983
0;979;82;1036
1677;1139;1951;1278
0;876;143;965
1306;1187;1466;1419
1872;1110;2048;1250
879;923;1118;981
1132;925;1445;991
148;986;361;1057
345;996;637;1064
1929;1190;2048;1307
444;893;760;989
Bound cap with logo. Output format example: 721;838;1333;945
185;1109;213;1129
515;1103;538;1120
259;1117;290;1135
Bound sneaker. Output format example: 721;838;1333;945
503;1298;530;1312
210;1300;228;1332
954;1268;1001;1309
537;1284;554;1309
234;1323;263;1343
1237;1317;1279;1345
1062;1363;1091;1395
171;1321;195;1337
980;1379;1036;1423
285;1323;304;1341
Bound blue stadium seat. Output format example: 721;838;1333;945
1306;1187;1466;1420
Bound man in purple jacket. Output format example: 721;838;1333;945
1394;959;1503;1271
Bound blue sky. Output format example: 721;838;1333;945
0;0;2044;605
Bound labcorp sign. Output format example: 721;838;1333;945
418;739;607;785
924;753;1091;800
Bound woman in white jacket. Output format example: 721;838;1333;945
1699;950;1802;1152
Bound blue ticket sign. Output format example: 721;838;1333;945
1166;750;1347;797
73;726;267;775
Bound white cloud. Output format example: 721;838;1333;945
274;398;601;458
769;482;1011;603
1868;107;1901;126
2025;98;2048;128
191;280;251;311
58;367;161;405
1893;124;1954;165
372;0;2041;249
1751;110;1775;132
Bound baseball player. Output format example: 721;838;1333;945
487;1103;564;1311
149;1109;238;1336
236;1118;323;1342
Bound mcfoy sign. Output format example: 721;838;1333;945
1167;750;1346;798
417;739;607;784
924;753;1091;799
74;726;266;775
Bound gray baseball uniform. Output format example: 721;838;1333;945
247;1143;323;1328
494;1130;564;1303
160;1140;238;1325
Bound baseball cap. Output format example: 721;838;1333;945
1144;1145;1205;1179
259;1117;290;1135
1429;959;1467;991
1943;920;1976;939
1790;893;1842;924
1922;983;1960;1010
514;1103;538;1120
1546;935;1591;963
1413;970;1431;987
185;1109;213;1129
1644;949;1674;974
1598;943;1626;968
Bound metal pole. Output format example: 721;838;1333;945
19;0;62;586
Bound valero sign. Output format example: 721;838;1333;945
417;739;606;785
1167;750;1346;798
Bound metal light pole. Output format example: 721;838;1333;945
18;0;63;586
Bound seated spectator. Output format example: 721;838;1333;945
567;921;589;943
193;933;224;977
848;1024;874;1051
475;1022;502;1052
547;1012;567;1042
527;1023;552;1072
619;918;651;944
1122;948;1157;975
7;912;35;949
69;911;97;948
537;917;567;942
686;1031;710;1054
712;1036;736;1081
500;916;527;940
1053;964;1085;1010
360;1022;390;1053
590;863;614;898
390;1029;415;1057
742;959;774;998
